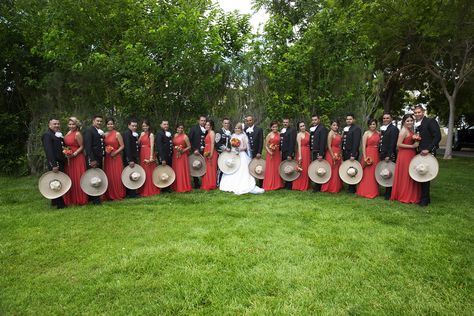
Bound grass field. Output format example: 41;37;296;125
1;158;473;315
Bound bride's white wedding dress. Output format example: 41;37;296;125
219;133;264;195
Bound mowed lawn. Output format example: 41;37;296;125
0;158;473;315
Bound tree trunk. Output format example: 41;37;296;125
443;97;455;159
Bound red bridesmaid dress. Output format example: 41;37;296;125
356;132;381;198
390;132;421;203
103;130;126;200
171;133;192;192
263;133;284;191
63;131;88;205
201;132;218;190
138;132;160;196
292;131;311;191
321;134;343;193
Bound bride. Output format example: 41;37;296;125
219;123;264;195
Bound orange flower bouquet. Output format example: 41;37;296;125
412;133;422;142
364;156;373;166
230;138;241;148
333;152;341;165
105;145;114;154
62;146;73;156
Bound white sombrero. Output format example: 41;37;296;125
80;168;108;196
121;164;146;190
409;154;439;182
218;151;241;175
375;161;396;187
152;165;176;188
38;171;72;199
189;154;206;177
308;160;332;184
339;160;363;185
279;160;301;182
249;158;266;179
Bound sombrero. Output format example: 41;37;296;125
249;158;266;179
189;154;206;177
121;164;146;190
152;165;176;188
409;154;439;182
308;160;331;184
339;160;363;185
375;161;396;187
218;151;241;175
38;171;72;199
279;160;301;182
80;168;108;196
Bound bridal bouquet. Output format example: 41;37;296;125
230;138;241;148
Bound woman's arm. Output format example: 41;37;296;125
327;131;334;158
183;135;192;153
209;131;215;158
74;132;84;156
114;132;125;156
362;131;368;158
297;133;302;161
397;128;418;149
149;133;155;161
265;133;272;155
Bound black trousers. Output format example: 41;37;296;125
384;187;392;200
49;163;66;208
87;160;103;204
420;181;431;205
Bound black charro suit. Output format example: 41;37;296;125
415;117;441;206
215;128;231;154
342;124;362;193
156;129;173;166
280;126;297;189
83;126;104;168
310;124;328;191
188;124;207;188
122;128;140;197
379;123;399;199
245;125;264;159
42;128;66;208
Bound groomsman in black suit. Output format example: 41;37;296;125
309;114;328;192
122;118;140;198
42;117;66;209
280;118;297;189
414;105;441;207
216;118;232;186
83;115;104;204
188;115;207;188
379;112;399;200
342;113;362;193
244;115;264;159
156;120;173;167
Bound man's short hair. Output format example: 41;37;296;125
127;118;138;125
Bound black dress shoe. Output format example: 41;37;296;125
419;201;428;207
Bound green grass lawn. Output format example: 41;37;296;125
1;158;473;315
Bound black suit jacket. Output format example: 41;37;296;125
216;128;231;153
42;129;65;170
83;126;104;167
188;124;207;154
245;125;264;158
280;126;297;159
379;124;399;161
122;129;139;165
416;117;441;154
156;129;173;165
310;124;328;158
342;125;362;160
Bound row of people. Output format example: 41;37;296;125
42;105;440;208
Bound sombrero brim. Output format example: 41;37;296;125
249;158;266;179
308;160;332;184
80;168;108;196
189;154;206;177
409;154;439;182
38;171;72;199
121;164;146;189
279;160;301;182
218;152;241;175
375;161;396;187
152;165;176;188
339;160;363;185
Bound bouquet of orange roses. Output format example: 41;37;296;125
62;146;73;156
230;138;241;148
412;133;422;142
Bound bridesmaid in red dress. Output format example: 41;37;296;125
263;121;284;191
138;119;160;196
63;117;88;205
356;119;381;198
171;124;192;192
292;121;311;191
201;120;218;190
321;120;343;193
103;118;126;200
391;114;421;203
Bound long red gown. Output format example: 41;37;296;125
263;133;284;191
292;132;311;191
63;131;88;205
201;132;218;190
171;133;192;192
138;132;160;196
356;132;381;198
390;132;421;203
103;130;125;200
321;134;343;193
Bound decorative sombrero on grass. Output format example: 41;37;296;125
339;160;363;185
249;158;266;179
121;164;146;190
218;151;241;175
375;161;396;187
80;168;108;196
152;165;176;188
409;154;439;182
279;160;301;182
308;160;331;184
189;154;206;177
38;171;72;199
